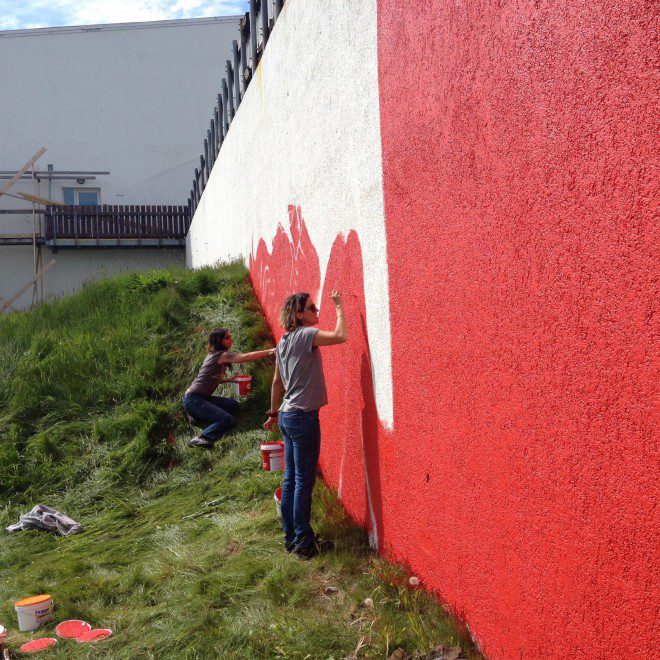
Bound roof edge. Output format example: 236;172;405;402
0;15;241;38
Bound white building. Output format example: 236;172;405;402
0;16;240;310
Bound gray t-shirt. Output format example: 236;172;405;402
276;326;328;412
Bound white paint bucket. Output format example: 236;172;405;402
274;487;282;516
260;441;285;471
14;594;54;632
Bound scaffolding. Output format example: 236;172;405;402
0;148;188;313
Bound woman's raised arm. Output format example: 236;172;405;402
219;348;276;364
313;291;347;347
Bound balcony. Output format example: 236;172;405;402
43;205;190;250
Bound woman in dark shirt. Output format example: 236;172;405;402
184;328;274;449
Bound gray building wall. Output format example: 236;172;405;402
0;16;240;309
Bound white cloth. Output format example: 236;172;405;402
6;504;82;536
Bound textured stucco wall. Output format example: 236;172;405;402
188;0;658;657
187;0;394;429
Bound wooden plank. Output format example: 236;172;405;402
0;294;16;312
17;192;65;206
1;259;56;311
0;147;46;197
0;209;46;214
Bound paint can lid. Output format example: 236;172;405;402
15;594;52;608
56;620;92;638
76;628;112;643
20;638;57;653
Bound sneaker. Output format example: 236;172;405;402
187;436;214;449
294;544;319;560
313;535;334;554
294;535;334;560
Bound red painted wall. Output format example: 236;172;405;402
249;1;657;656
376;0;657;657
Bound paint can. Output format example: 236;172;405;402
14;594;54;632
0;624;7;657
233;375;252;397
274;487;282;516
260;441;285;471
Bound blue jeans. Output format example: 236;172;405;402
182;393;238;442
278;410;321;551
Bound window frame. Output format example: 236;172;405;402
62;187;101;206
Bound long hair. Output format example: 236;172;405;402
279;293;310;332
208;328;229;353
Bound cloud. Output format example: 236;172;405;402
0;0;248;30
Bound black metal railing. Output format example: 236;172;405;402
187;0;285;220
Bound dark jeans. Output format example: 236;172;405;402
278;410;321;551
182;393;238;442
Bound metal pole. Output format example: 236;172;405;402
261;0;269;50
217;93;225;146
249;0;258;71
233;40;241;108
209;122;214;167
226;61;235;121
240;23;248;92
47;163;53;201
221;80;229;133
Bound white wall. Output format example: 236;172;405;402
186;0;393;427
0;16;240;308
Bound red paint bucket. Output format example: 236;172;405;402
260;441;285;471
233;375;252;397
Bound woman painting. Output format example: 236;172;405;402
264;291;347;558
184;328;274;449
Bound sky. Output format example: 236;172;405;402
0;0;249;31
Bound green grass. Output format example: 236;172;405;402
0;264;479;658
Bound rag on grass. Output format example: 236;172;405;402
6;504;82;536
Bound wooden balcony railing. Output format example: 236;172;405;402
44;205;190;248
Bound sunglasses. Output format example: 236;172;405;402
303;304;318;313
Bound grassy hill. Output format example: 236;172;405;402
0;264;478;658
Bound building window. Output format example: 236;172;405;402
63;188;100;205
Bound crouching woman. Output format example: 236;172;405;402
184;328;274;449
264;291;347;559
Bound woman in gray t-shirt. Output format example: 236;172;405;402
264;290;347;559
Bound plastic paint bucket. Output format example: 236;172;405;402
233;375;252;396
14;594;53;632
260;441;285;471
274;487;282;516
